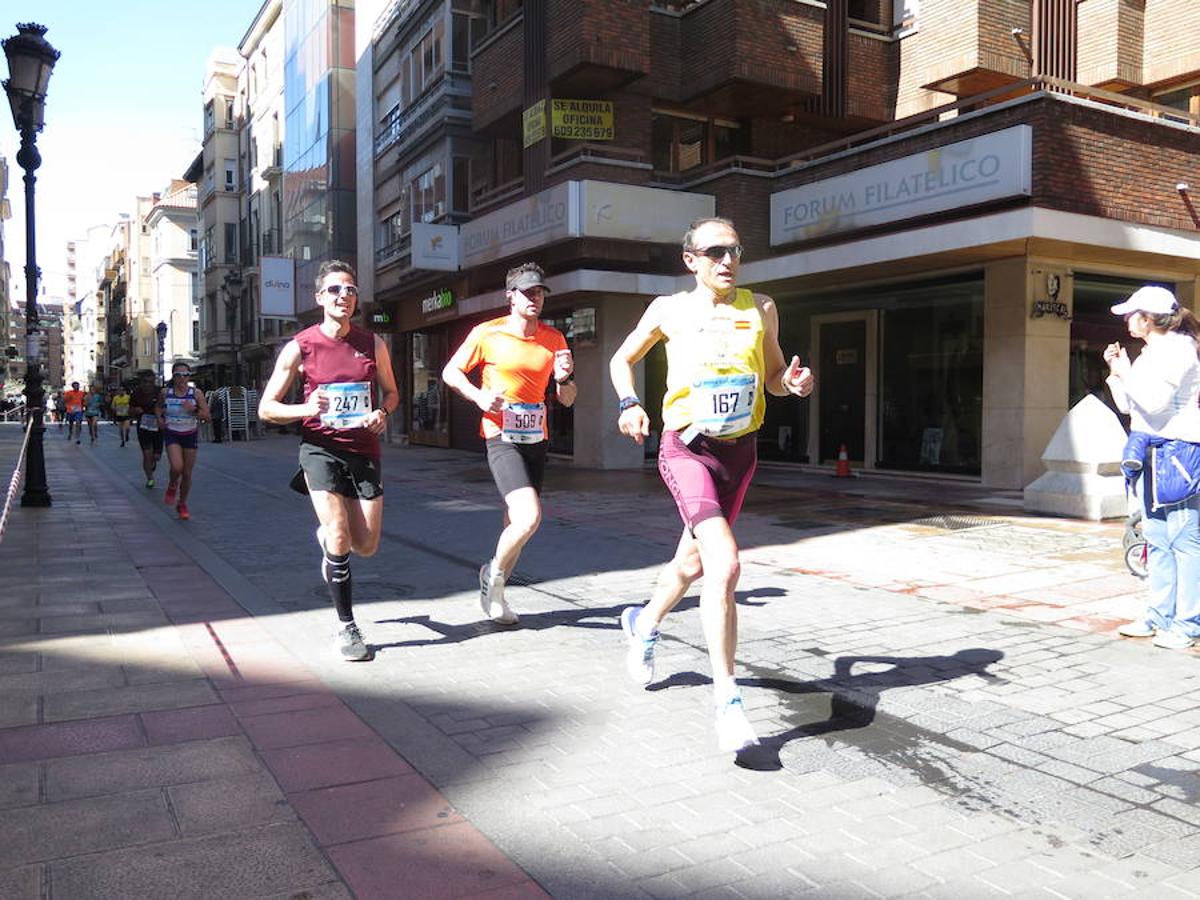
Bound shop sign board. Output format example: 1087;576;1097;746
260;256;295;317
578;181;714;243
550;99;614;141
421;288;455;316
459;180;717;268
411;222;460;271
523;100;546;148
460;182;576;267
770;124;1032;245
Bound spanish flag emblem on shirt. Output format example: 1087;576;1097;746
734;320;752;329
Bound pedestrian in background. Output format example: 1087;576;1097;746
111;384;131;447
63;381;84;443
1107;285;1200;650
84;384;105;444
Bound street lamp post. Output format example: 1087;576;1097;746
223;269;244;386
4;22;59;508
155;321;168;385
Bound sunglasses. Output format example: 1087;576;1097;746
686;244;743;261
323;284;359;297
172;371;191;378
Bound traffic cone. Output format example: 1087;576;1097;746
834;444;852;478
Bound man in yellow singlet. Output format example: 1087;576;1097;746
609;216;813;753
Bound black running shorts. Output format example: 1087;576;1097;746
292;442;383;500
486;436;548;497
136;424;163;454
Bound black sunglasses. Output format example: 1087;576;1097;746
686;244;743;261
323;284;359;297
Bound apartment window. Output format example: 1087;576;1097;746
224;223;238;264
652;112;743;174
224;159;237;191
411;164;446;223
192;320;199;353
1155;84;1199;122
189;229;198;251
204;101;215;136
452;157;471;213
205;166;215;195
894;0;919;32
224;98;235;128
410;21;445;98
451;1;492;71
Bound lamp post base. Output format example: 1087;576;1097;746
20;406;52;508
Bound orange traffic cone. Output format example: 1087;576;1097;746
834;444;852;478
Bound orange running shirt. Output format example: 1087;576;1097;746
447;317;567;439
63;390;85;413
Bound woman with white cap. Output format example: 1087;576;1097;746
1105;285;1200;650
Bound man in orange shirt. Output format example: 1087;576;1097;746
443;262;576;624
62;381;85;444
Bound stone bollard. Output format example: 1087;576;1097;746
1023;394;1129;520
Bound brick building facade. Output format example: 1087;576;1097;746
365;0;1200;490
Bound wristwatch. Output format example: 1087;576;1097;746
556;375;575;385
618;396;642;413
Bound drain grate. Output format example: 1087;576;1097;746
912;514;997;531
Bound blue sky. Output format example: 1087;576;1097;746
1;1;262;300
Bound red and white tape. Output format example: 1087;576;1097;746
0;420;33;544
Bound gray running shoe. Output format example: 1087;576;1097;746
479;563;518;624
620;606;659;686
337;623;370;661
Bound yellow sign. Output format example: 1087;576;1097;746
550;99;614;141
522;100;546;149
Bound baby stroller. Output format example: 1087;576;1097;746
1123;507;1148;579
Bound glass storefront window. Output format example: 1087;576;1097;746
541;312;574;455
1070;274;1162;418
878;278;983;475
411;331;450;446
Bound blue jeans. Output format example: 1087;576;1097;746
1143;496;1200;638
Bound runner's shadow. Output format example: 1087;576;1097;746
368;587;779;652
734;648;1006;771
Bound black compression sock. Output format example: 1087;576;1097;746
326;551;353;622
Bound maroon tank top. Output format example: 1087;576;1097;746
295;323;381;459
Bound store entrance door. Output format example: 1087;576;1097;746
811;312;877;467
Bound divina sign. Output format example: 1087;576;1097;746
769;125;1032;245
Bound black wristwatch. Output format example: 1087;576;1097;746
556;375;575;385
618;395;642;413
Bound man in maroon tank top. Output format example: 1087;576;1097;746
259;260;400;661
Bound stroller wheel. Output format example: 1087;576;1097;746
1124;540;1149;579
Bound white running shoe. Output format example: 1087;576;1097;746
1117;619;1155;638
336;622;370;661
715;693;760;753
479;564;518;624
620;606;659;686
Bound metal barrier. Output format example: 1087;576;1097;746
0;421;34;545
0;403;27;423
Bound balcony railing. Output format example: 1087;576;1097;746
375;72;472;157
547;144;652;178
375;233;412;267
471;176;525;216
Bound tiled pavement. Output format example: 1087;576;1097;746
2;421;1200;898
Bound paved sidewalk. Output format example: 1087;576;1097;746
2;421;1200;898
0;424;543;899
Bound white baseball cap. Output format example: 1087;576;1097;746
1111;285;1178;316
